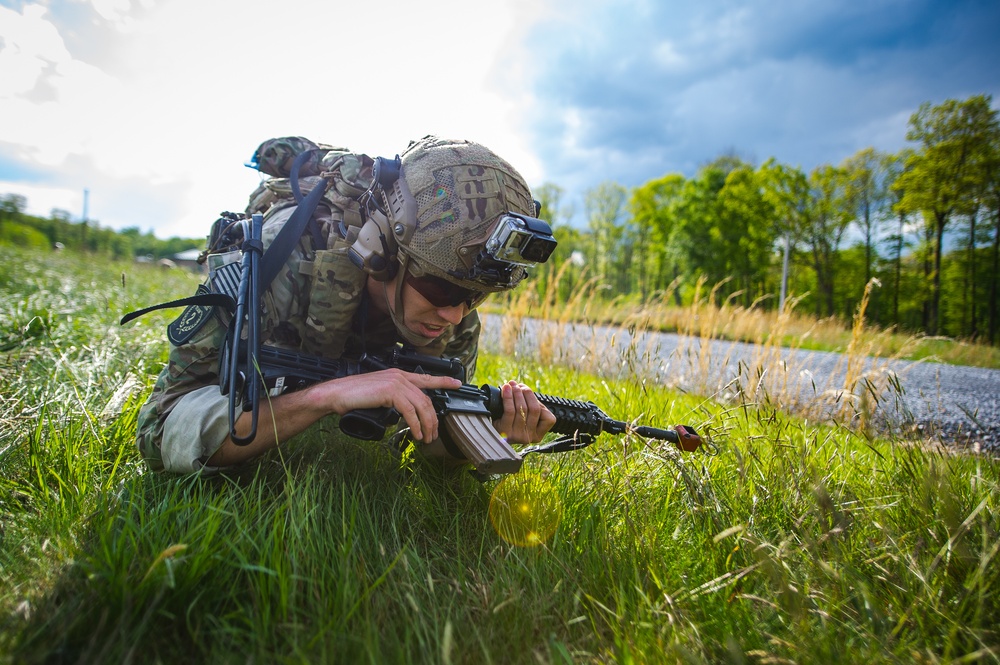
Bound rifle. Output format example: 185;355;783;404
220;341;704;478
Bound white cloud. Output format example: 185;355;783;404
653;40;686;71
2;0;554;237
88;0;133;25
1;3;128;168
0;4;71;96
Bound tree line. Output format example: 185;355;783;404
534;94;1000;345
0;195;200;260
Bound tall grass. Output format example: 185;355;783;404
487;260;1000;370
2;246;998;664
491;266;947;448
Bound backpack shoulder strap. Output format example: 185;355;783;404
119;289;236;326
260;150;330;287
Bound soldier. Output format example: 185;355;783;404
136;136;556;473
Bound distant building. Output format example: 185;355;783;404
171;249;205;273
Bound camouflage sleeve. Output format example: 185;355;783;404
135;312;229;472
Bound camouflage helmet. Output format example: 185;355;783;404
381;136;538;293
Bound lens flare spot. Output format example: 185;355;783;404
489;472;563;547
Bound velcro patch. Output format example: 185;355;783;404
211;260;242;300
167;284;215;346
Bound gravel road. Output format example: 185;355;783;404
479;315;1000;451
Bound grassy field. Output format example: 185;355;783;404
1;245;998;664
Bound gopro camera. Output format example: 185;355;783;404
485;213;557;267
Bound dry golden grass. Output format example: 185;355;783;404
484;265;999;370
483;268;964;438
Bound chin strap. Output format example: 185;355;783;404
382;255;436;348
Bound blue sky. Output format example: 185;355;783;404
1;0;998;238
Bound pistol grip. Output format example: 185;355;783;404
339;407;395;441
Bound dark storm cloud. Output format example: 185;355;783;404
520;0;1000;204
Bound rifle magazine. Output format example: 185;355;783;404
442;412;523;476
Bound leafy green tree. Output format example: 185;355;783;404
1;193;27;231
758;159;810;311
841;147;891;288
534;183;574;227
584;181;628;295
960;112;1000;338
984;127;1000;344
716;165;781;306
802;165;852;317
673;163;729;296
629;174;686;301
671;156;781;307
883;149;915;327
895;95;999;335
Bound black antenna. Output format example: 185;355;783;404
227;213;264;444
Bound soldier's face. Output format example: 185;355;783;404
398;279;469;340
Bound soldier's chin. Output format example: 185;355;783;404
392;320;437;347
409;333;437;347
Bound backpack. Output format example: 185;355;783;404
246;136;374;238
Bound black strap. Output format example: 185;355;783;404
520;433;597;456
260;149;330;287
119;293;236;326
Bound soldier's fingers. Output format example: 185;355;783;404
508;382;536;441
409;373;463;390
393;387;439;443
519;386;547;442
493;381;515;438
515;384;556;443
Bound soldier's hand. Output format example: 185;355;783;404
493;381;556;444
324;370;462;443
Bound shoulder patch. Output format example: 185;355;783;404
168;284;215;346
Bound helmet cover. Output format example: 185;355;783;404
384;136;535;292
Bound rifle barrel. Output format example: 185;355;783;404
632;425;678;442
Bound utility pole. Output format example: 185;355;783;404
779;233;790;312
80;188;90;246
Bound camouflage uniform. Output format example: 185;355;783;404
135;148;482;474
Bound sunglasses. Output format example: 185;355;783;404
405;273;488;310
